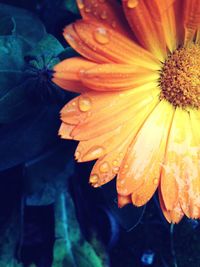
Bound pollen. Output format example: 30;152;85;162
160;44;200;109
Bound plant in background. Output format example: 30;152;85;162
53;0;200;223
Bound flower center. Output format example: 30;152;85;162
160;44;200;109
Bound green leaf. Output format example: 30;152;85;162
0;35;30;99
53;192;106;267
0;4;46;46
26;34;64;70
0;105;62;171
58;46;78;61
24;142;75;206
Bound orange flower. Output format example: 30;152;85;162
53;0;200;223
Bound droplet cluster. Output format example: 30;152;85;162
160;44;200;109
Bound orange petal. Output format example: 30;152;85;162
195;29;200;43
63;24;112;63
72;20;160;68
122;0;173;60
183;0;200;44
76;0;132;38
160;109;184;211
59;123;75;139
157;0;177;52
159;187;184;223
53;57;96;92
117;101;174;197
53;57;97;80
52;78;86;93
80;64;159;91
186;110;200;218
71;84;160;140
89;133;133;187
60;95;92;125
118;194;132;208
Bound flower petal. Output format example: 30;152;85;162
53;57;96;92
76;0;132;37
53;57;97;80
122;0;176;60
71;84;160;140
67;20;160;68
118;194;132;208
59;122;74;139
117;101;174;197
160;109;184;211
80;64;159;91
195;29;200;43
63;24;112;63
183;0;200;44
89;133;133;187
159;187;184;223
187;110;200;218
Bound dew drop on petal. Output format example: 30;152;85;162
77;0;84;9
153;178;159;185
78;96;92;112
99;162;109;173
127;0;138;8
93;27;110;45
72;101;76;106
90;174;99;183
113;160;119;166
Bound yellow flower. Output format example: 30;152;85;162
53;0;200;223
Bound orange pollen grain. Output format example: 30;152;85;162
160;44;200;109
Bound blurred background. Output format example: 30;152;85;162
0;1;200;266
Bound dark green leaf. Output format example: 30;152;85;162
25;34;64;70
0;35;30;99
0;15;16;35
0;4;46;46
24;142;75;206
58;46;78;61
0;105;62;171
53;192;105;267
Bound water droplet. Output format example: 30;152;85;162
113;166;119;173
78;96;92;112
120;179;125;185
93;27;110;45
72;101;76;106
113;160;119;166
153;178;159;185
77;0;84;9
90;174;99;184
100;11;107;20
99;162;109;173
127;0;138;8
124;164;128;169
